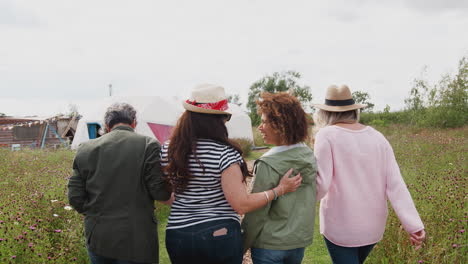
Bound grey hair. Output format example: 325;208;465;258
313;109;360;133
104;103;137;129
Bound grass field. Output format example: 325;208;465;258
0;125;466;263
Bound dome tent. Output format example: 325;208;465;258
71;96;253;149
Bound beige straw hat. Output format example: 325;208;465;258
313;85;366;112
182;84;231;115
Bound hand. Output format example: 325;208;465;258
410;229;426;250
277;168;302;195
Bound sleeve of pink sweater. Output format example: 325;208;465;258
314;130;333;200
384;141;425;234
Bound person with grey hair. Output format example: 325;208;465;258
313;85;426;264
68;102;172;264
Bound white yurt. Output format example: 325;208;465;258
71;96;253;149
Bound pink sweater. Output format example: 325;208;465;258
314;125;424;247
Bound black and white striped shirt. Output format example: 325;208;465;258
160;139;243;229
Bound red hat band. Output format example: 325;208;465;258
185;99;228;111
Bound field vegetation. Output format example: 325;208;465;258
0;124;466;263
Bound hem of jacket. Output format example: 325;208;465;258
251;239;313;251
321;233;382;247
87;245;157;264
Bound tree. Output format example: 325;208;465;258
0;113;5;117
404;56;467;127
227;94;242;107
67;104;82;119
352;91;375;112
247;71;313;125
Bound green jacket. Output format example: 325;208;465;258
242;146;317;251
68;125;171;263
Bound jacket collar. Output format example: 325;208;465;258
111;125;135;132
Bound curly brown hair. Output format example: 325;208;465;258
256;92;309;145
163;111;251;194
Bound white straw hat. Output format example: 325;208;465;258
182;84;231;115
313;85;366;112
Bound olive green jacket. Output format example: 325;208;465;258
68;125;171;263
242;146;317;251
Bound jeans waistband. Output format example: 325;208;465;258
167;219;239;235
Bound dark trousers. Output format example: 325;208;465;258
166;219;243;264
324;237;376;264
87;249;149;264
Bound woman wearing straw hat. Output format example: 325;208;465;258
160;84;302;264
313;85;426;264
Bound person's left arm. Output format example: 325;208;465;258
384;140;425;247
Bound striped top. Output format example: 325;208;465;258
160;139;243;229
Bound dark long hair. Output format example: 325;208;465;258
163;111;251;194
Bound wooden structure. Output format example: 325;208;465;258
0;116;79;149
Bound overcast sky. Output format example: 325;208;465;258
0;0;467;116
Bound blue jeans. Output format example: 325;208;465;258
324;237;376;264
87;249;149;264
251;247;305;264
166;219;243;264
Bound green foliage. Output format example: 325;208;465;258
403;56;467;128
247;71;313;126
227;94;242;107
252;126;265;146
368;119;387;127
231;138;253;158
362;56;467;128
352;91;375;112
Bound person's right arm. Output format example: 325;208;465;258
144;140;172;202
221;163;301;215
314;130;333;200
68;157;87;214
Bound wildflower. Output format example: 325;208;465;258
64;206;73;211
54;229;62;233
29;226;36;230
418;261;423;264
28;242;33;247
452;244;458;248
0;238;3;241
460;229;465;233
11;255;16;259
53;214;59;217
